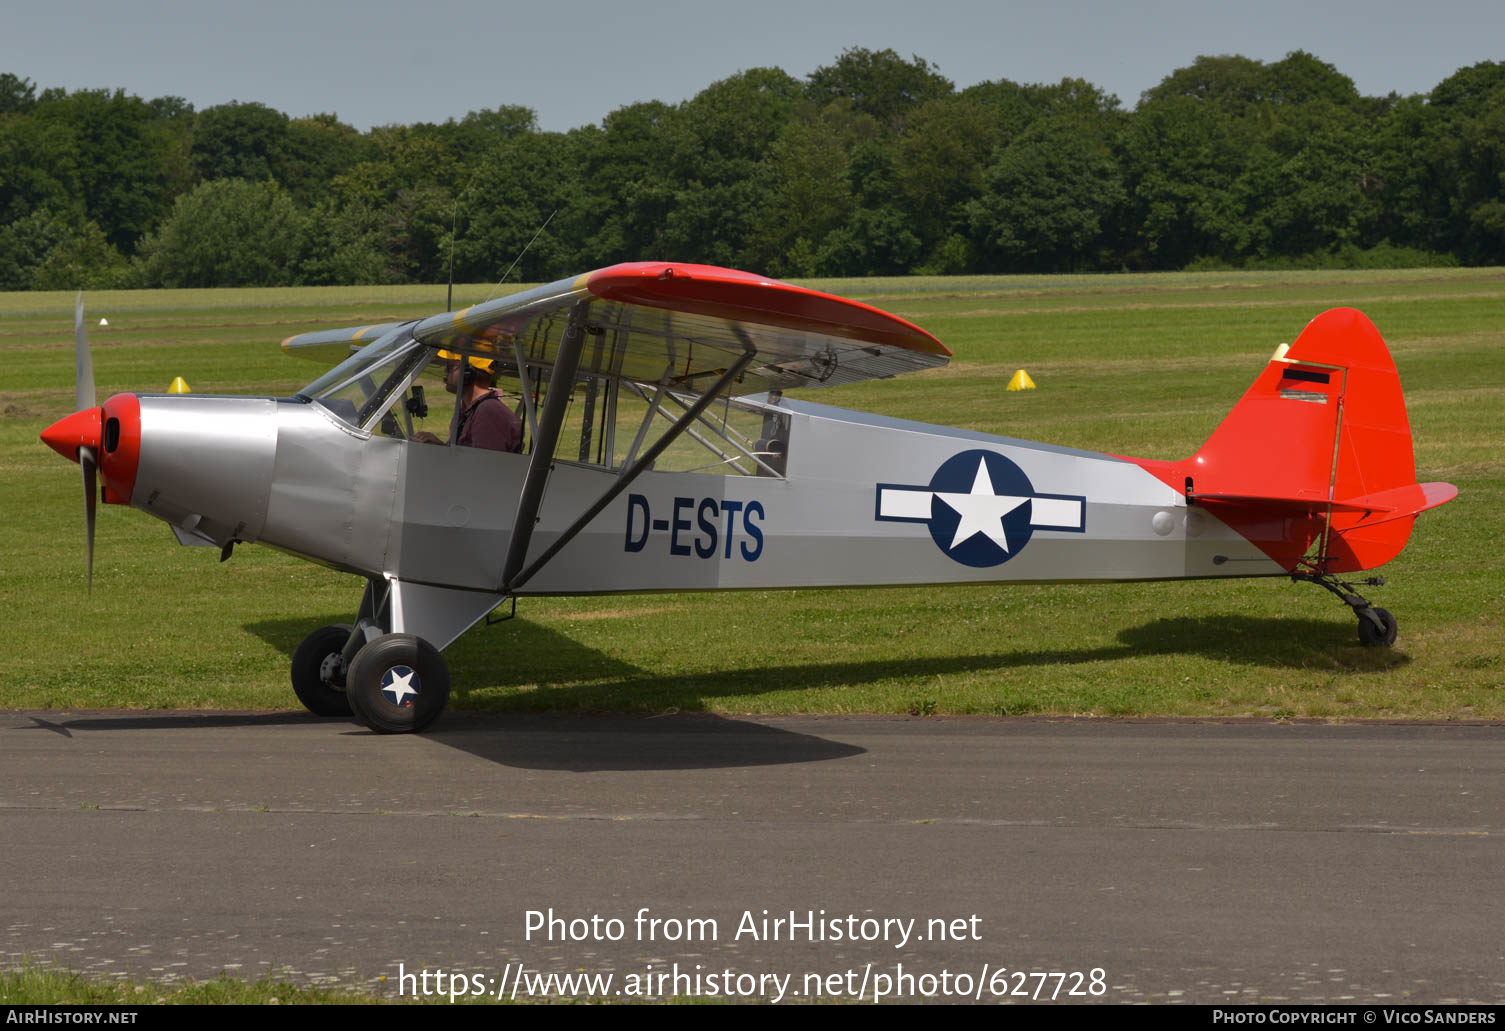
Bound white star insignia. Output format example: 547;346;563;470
933;457;1029;552
383;668;419;704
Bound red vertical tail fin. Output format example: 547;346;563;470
1135;309;1455;572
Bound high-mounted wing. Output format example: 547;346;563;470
284;263;950;391
281;322;406;365
275;264;953;600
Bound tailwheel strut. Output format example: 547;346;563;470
1291;570;1398;647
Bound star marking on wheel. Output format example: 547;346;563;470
381;666;419;706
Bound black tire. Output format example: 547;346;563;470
290;624;355;716
344;633;450;734
1357;607;1398;647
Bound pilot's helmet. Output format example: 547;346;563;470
437;349;497;378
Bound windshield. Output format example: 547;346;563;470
298;325;442;437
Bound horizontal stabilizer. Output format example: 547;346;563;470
1335;481;1459;525
1194;491;1374;514
1195;482;1458;524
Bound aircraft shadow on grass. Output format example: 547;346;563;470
16;613;1407;773
440;612;1409;703
246;610;1408;772
250;611;1409;711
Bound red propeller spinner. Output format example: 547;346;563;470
40;393;141;505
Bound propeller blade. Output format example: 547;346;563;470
81;444;97;591
75;291;96;411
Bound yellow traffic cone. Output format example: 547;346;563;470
1006;369;1036;391
167;376;191;394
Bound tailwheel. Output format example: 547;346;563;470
1292;571;1398;648
290;624;355;716
345;633;450;734
1357;607;1398;647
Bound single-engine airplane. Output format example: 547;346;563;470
41;263;1457;732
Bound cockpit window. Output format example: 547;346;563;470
549;380;789;477
295;330;789;471
299;326;439;438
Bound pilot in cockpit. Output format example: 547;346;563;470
412;352;523;453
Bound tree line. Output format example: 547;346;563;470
2;48;1502;291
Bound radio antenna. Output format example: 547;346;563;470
484;209;556;304
445;169;483;312
446;197;459;312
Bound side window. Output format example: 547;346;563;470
543;373;789;477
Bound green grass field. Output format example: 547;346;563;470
0;966;375;1006
2;269;1501;719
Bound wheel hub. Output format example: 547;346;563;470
318;652;346;687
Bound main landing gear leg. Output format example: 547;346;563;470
1292;572;1398;647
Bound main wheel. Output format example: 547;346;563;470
290;624;356;716
1357;607;1398;647
344;633;450;734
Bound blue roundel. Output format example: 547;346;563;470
380;665;421;707
926;450;1036;568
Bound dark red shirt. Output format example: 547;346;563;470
456;389;522;452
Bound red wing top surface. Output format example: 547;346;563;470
284;263;949;394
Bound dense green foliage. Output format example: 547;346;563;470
1;49;1501;289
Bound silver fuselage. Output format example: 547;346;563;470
132;393;1277;641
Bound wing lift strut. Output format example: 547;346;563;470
346;305;754;652
498;305;757;599
317;305;754;732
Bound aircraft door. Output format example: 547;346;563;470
389;440;529;592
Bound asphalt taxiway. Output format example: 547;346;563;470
3;711;1502;1003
